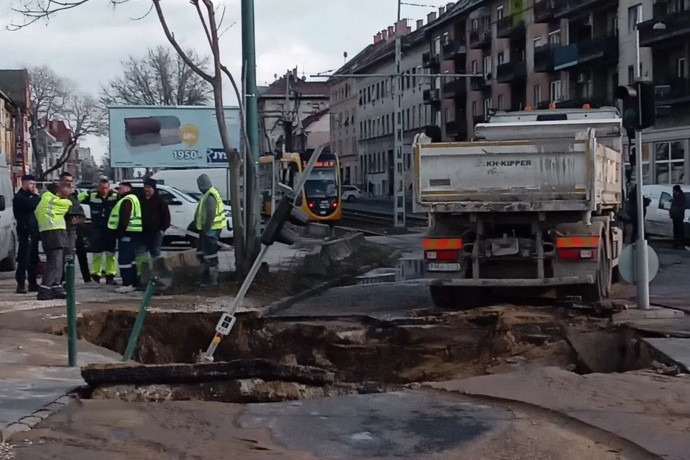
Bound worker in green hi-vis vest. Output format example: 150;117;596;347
107;182;143;293
194;174;226;287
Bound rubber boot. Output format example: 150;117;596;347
51;285;67;300
28;282;39;293
200;267;219;287
196;265;210;286
36;286;53;301
105;275;117;285
16;283;27;294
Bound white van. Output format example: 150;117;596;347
151;168;231;204
0;155;17;270
642;184;690;240
80;181;233;244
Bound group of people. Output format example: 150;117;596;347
628;184;687;249
13;172;226;300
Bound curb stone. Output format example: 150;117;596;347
0;394;76;443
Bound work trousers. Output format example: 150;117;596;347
42;248;64;289
91;227;117;276
16;229;39;286
118;234;139;287
65;228;90;282
136;231;163;274
196;230;220;267
672;217;685;248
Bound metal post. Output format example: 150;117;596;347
634;24;650;310
241;0;261;244
393;0;406;230
65;255;77;367
123;277;158;362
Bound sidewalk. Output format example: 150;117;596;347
0;328;120;441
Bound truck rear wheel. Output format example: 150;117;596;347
429;286;483;310
580;244;612;303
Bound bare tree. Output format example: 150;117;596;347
28;66;69;177
41;94;105;180
9;0;258;276
101;46;212;106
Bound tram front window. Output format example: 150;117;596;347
304;169;337;198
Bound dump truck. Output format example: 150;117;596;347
413;108;624;308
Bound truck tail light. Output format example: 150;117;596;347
556;237;599;260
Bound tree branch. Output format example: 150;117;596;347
152;0;213;83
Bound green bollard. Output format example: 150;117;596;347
123;276;158;362
65;255;77;367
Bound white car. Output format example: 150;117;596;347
0;155;17;271
341;185;362;202
81;182;233;244
642;184;690;240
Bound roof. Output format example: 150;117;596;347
261;73;328;99
300;108;329;130
426;0;487;32
46;120;72;144
0;69;30;108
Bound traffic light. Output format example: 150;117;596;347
260;195;309;246
616;81;656;139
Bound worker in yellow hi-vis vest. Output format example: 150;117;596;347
194;174;226;287
107;182;142;293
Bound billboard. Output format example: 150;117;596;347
109;105;241;168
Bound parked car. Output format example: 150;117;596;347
642;184;690;240
151;168;231;205
0;155;17;271
341;185;362;202
80;182;233;245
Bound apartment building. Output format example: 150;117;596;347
258;67;329;156
424;0;690;186
638;0;690;186
0;69;31;183
329;16;438;196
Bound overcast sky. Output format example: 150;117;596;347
1;0;449;161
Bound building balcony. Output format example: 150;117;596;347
496;61;527;83
469;29;492;49
423;88;441;105
442;78;467;99
552;97;613;109
534;0;555;23
470;75;492;92
496;13;526;39
639;9;690;47
534;45;555;73
553;0;612;19
422;51;440;69
553;36;618;71
536;100;553;109
656;78;690;105
441;40;467;62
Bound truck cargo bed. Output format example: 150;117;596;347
414;130;622;214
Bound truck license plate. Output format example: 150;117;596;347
427;262;461;271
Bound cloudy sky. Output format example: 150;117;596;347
1;0;449;160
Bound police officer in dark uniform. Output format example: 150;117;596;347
13;175;40;293
79;178;119;284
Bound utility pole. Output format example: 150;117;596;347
241;0;261;244
633;23;650;310
393;0;406;230
284;70;293;152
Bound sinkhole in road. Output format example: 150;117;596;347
74;306;653;403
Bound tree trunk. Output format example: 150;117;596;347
28;125;44;177
40;140;75;181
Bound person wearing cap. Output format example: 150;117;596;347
58;171;90;283
107;182;143;293
35;183;73;300
136;177;171;279
13;174;40;294
194;173;226;287
79;178;118;284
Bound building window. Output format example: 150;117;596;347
550;80;562;102
418;104;423;127
534;84;542;106
444;107;450;124
433;36;441;54
628;65;635;84
678;57;687;78
483;55;491;78
533;36;543;50
412;109;416;128
472;100;478;116
472;60;478;74
548;30;561;47
498;94;505;111
483;97;492;119
655;141;685;184
497;5;504;20
497;52;505;65
628;4;642;33
625;144;651;185
471;18;478;32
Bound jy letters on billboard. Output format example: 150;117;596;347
109;106;240;168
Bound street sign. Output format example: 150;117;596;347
618;243;659;284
